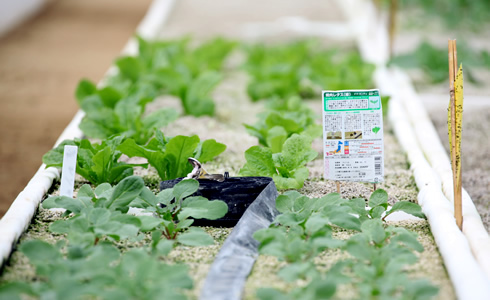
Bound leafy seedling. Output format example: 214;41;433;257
76;79;178;144
118;131;226;181
132;179;228;246
244;97;321;153
0;241;193;300
240;134;318;190
43;176;147;246
43;136;147;185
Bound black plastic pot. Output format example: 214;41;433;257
159;176;275;227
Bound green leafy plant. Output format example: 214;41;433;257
389;41;488;84
254;191;437;300
240;134;318;190
341;219;439;300
243;41;375;101
42;176;147;247
398;0;490;30
244;41;317;101
118;131;226;181
76;79;178;144
43;136;146;185
343;189;425;222
244;96;321;153
0;241;192;300
129;178;228;246
113;36;236;116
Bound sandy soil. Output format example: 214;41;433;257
0;0;153;217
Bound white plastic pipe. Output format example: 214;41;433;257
0;0;176;268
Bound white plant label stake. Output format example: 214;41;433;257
59;145;78;198
322;89;384;184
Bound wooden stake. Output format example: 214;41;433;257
388;0;398;59
373;183;377;191
448;40;463;230
336;181;341;194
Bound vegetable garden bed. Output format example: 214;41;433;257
1;0;488;299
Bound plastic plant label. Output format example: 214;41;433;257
322;89;384;183
59;145;78;198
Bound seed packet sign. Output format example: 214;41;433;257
322;89;384;183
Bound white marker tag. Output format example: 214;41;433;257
59;145;78;198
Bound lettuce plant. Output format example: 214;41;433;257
254;191;436;300
243;41;375;101
130;179;228;246
42;176;147;247
0;241;193;300
113;37;236;116
240;134;318;190
43;136;146;185
75;79;178;145
117;131;226;181
244;97;321;153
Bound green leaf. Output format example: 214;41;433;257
256;288;289;300
275;212;305;227
164;135;200;179
98;86;122;108
239;146;275;176
141;108;178;131
325;206;361;231
49;219;71;234
75;79;97;103
266;126;288;153
196;139;226;163
370;206;386;219
88;208;111;226
361;219;386;244
155;239;174;256
42;196;89;214
179;197;228;220
177;228;215;246
0;282;34;300
137;216;163;231
184;71;221;116
280;134;318;170
368;189;388;208
107;176;145;210
42;139;77;168
305;213;329;235
20;240;61;263
386;201;425;219
173;179;199;202
115;56;142;82
276;192;301;213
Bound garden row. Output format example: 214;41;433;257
0;36;453;299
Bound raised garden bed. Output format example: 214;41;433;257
1;0;489;299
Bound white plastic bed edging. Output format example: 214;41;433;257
0;0;176;268
386;84;490;299
390;69;490;280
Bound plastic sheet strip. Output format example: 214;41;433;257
200;181;279;300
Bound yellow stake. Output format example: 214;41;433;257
448;39;463;230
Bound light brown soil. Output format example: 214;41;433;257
0;0;153;217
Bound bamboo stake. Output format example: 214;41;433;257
373;183;377;191
336;181;341;194
388;0;398;59
448;39;463;230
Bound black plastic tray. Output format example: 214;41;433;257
160;177;275;227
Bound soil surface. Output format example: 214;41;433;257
0;0;153;217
